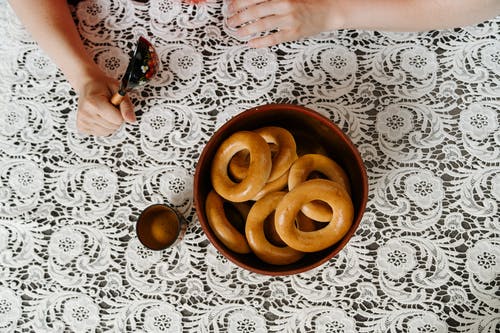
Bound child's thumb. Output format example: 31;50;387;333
120;96;136;124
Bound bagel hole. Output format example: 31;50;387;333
223;202;246;234
304;199;333;223
228;150;250;182
264;212;287;247
296;210;329;231
307;170;328;180
295;211;316;232
313;221;328;230
269;143;279;157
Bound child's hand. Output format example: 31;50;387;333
76;75;136;136
226;0;338;48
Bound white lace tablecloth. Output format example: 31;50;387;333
1;0;499;332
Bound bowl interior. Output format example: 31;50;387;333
194;104;368;275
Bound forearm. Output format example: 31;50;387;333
333;0;500;31
8;0;102;92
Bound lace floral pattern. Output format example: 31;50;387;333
0;0;499;332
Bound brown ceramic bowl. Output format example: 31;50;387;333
193;104;368;275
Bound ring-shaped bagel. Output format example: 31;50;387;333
229;127;297;183
211;131;272;202
205;190;251;254
253;127;298;182
245;192;304;265
265;208;317;247
228;150;250;182
275;179;354;252
288;154;351;222
229;143;279;181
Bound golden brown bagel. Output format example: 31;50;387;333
205;190;251;254
211;131;272;202
228;127;297;183
253;127;298;182
252;169;289;201
275;179;354;252
245;192;304;265
288;154;351;221
265;209;317;247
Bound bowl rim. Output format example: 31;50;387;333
194;103;369;276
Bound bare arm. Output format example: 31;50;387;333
227;0;500;48
8;0;136;136
336;0;500;31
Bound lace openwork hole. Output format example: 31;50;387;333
386;114;406;131
86;4;103;16
0;299;12;314
477;252;496;270
71;306;91;322
329;55;347;70
153;314;172;331
236;318;257;333
469;114;489;129
387;249;408;267
325;320;345;333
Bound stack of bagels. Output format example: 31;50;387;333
206;126;354;266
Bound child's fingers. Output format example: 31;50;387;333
247;30;294;48
119;95;136;124
235;15;284;39
228;0;285;27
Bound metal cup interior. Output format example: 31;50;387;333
136;204;185;250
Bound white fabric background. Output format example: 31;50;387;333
0;0;499;332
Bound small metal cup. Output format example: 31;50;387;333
136;204;187;250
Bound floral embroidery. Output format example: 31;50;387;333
466;239;500;283
227;309;267;333
243;49;277;80
377;239;417;279
0;287;21;329
77;1;110;25
62;296;100;333
159;167;193;206
408;312;447;333
48;227;85;264
8;162;44;198
140;107;175;142
170;49;203;80
144;304;182;333
405;171;444;209
316;309;356;333
401;46;438;79
459;103;498;140
0;103;29;136
125;238;162;271
82;167;118;202
376;105;413;141
481;42;500;75
320;46;357;80
150;0;181;24
25;51;57;79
